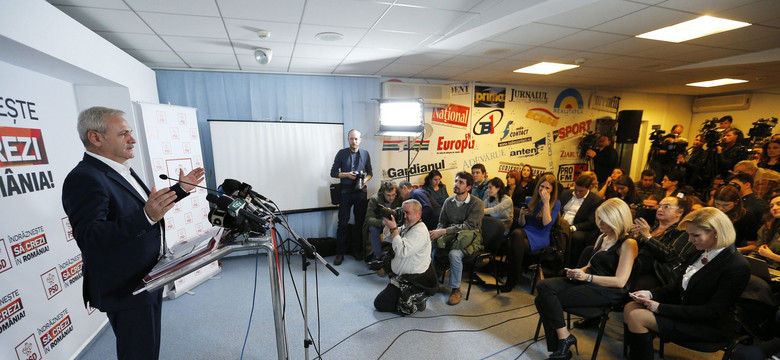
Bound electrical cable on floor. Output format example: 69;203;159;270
376;311;540;359
239;249;261;360
314;304;536;359
514;337;542;360
478;337;538;360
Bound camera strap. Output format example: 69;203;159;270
399;219;423;238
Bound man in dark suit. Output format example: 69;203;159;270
559;174;604;269
62;106;205;359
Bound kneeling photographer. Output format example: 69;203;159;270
373;199;438;315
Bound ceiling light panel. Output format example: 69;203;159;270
636;15;750;43
686;78;748;87
514;62;579;75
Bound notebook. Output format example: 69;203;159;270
746;256;780;282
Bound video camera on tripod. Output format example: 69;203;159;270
700;117;723;148
747;117;778;147
578;131;598;159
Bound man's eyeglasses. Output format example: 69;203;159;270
658;204;679;210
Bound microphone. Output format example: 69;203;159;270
206;194;234;227
160;174;217;194
221;178;272;202
206;194;267;231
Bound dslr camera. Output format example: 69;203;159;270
353;171;367;190
375;203;405;226
368;249;395;271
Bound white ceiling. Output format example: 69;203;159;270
47;0;780;95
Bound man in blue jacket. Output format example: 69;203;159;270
62;106;205;359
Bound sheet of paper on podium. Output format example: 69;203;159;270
142;227;223;284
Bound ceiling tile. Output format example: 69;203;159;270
436;55;497;68
357;30;430;50
47;0;128;10
297;24;369;47
334;59;393;74
376;63;431;77
177;52;239;68
537;0;648;29
589;37;664;56
217;0;306;23
223;18;300;42
344;47;406;63
374;5;465;35
125;0;218;16
657;0;762;14
139;13;228;38
506;47;578;62
686;25;780;50
293;43;353;59
544;30;629;51
162;35;236;54
233;41;296;58
490;23;580;46
392;52;452;65
591;6;691;36
288;57;340;72
95;31;170;51
302;0;389;28
722;0;780;24
398;0;483;12
457;41;532;58
52;6;152;33
416;65;472;78
124;49;186;64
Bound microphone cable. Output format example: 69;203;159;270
239;248;262;360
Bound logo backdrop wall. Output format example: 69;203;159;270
380;84;620;189
0;62;106;360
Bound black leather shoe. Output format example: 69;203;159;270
573;317;600;329
334;254;344;266
549;334;578;359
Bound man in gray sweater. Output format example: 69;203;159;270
430;171;484;305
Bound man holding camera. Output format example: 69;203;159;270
373;199;437;314
331;129;373;265
364;180;402;275
585;135;618;185
430;171;484;305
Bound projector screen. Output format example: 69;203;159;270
209;120;343;212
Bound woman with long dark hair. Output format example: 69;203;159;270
501;173;560;292
758;139;780;173
421;169;449;206
604;174;639;206
483;177;513;233
751;193;780;267
713;185;759;254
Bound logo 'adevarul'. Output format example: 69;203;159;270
553;88;584;114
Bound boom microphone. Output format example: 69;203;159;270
159;174;218;194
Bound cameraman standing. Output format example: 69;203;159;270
586;135;618;185
718;128;748;177
373;199;437;315
331;129;373;265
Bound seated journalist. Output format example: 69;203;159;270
373;199;437;315
534;198;638;359
624;207;751;360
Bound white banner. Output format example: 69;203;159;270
134;102;220;297
0;62;106;360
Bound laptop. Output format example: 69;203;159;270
746;256;780;282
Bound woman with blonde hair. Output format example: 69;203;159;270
624;207;750;359
534;198;638;359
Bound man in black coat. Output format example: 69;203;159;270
559;174;604;268
586;135;618;185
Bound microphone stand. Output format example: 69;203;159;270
254;198;338;360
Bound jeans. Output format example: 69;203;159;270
369;225;384;260
448;249;465;289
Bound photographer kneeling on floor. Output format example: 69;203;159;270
373;199;438;315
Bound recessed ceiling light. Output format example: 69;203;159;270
636;15;750;43
514;62;579;75
315;32;344;42
686;78;748;87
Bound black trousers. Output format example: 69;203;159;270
534;277;615;338
336;190;367;255
506;228;531;284
374;283;402;312
107;290;163;360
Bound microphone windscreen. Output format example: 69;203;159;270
206;193;219;204
220;179;242;195
159;174;169;180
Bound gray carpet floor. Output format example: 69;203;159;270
75;253;728;359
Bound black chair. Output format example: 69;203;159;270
464;216;507;300
656;324;750;360
528;217;570;294
534;246;640;360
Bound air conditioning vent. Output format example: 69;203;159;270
692;93;751;113
382;82;450;105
